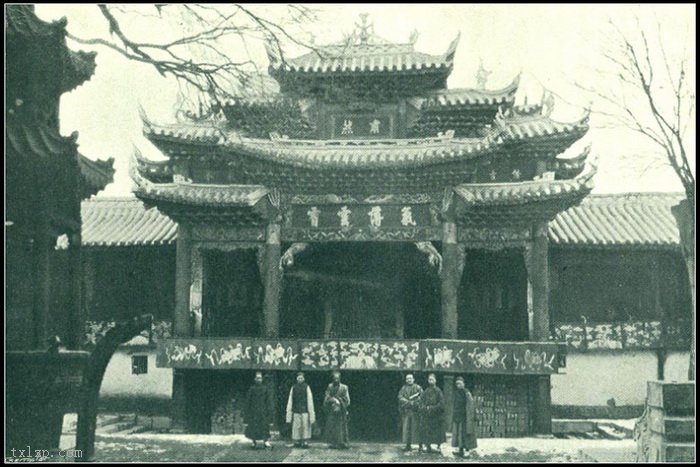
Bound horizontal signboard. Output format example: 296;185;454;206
158;338;564;374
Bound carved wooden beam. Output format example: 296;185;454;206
279;242;310;270
415;241;443;274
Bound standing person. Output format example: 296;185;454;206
418;373;446;453
244;372;274;449
285;372;315;448
398;373;423;452
323;370;350;449
451;376;477;457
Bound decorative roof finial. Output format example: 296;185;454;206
542;91;555;117
355;13;374;45
476;58;491;90
409;28;419;45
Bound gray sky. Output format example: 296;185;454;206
36;4;694;197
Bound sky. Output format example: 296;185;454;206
35;4;695;197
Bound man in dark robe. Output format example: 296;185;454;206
323;370;350;449
451;376;477;457
398;373;422;451
418;373;446;453
285;372;315;448
244;372;274;449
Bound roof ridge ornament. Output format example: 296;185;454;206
475;58;491;90
356;13;374;45
445;32;461;61
409;28;420;45
542;91;555;117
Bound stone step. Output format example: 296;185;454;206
96;414;124;429
649;407;694;440
552;419;596;434
646;381;695;416
98;421;136;434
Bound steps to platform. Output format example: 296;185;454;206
635;381;695;462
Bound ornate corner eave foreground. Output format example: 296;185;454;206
129;154;270;208
453;158;597;208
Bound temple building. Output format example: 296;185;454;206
126;17;686;439
6;5;114;453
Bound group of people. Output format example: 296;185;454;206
242;371;477;457
398;373;477;457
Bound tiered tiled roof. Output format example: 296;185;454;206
80;193;685;249
407;78;520;138
452;162;597;225
131;161;272;223
421;78;519;108
6;120;114;197
220;98;316;138
132;165;269;207
6;5;97;93
143;112;588;167
269;35;459;75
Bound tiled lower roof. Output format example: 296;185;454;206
81;197;177;247
549;192;683;248
81;192;685;248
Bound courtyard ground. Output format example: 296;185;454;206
50;432;635;463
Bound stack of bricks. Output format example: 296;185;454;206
473;376;530;438
210;398;245;435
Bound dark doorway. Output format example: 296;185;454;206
343;372;404;441
202;249;263;337
459;249;528;341
280;242;441;339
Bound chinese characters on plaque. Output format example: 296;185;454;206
334;115;391;138
297;204;428;230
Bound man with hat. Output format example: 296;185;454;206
285;372;315;448
451;376;477;457
243;372;274;449
418;373;446;453
323;370;350;449
397;373;422;451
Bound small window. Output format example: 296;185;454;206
131;355;148;375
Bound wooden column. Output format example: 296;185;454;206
441;221;459;339
174;224;192;337
68;231;82;349
525;222;552;434
262;223;281;428
33;225;51;349
171;224;192;432
441;221;460;431
651;258;666;380
82;249;96;321
262;223;281;338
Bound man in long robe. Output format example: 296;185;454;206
244;372;274;449
451;376;477;457
285;372;315;448
418;373;446;453
398;373;422;451
323;370;350;449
